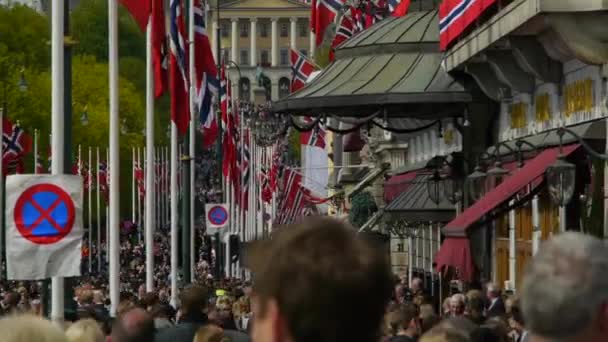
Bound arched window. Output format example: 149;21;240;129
240;78;250;101
279;77;291;99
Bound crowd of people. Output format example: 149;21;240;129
0;217;607;342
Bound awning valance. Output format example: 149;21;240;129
434;237;474;282
443;144;580;235
272;11;476;118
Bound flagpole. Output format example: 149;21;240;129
170;123;179;307
106;148;109;265
50;0;65;323
88;146;93;274
33;129;38;173
145;13;156;291
132;147;136;225
137;147;142;244
108;0;120;317
164;146;169;229
96;147;101;273
188;0;196;283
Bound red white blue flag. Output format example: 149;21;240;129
311;0;346;47
290;48;316;92
170;0;190;136
388;0;411;17
439;0;497;51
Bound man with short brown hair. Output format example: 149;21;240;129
248;217;393;342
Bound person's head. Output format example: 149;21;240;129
411;277;423;293
249;217;393;342
466;295;485;318
92;291;104;304
193;324;226;342
0;314;68;342
388;303;421;337
486;283;501;300
450;294;466;317
3;291;20;308
65;319;105;342
508;299;525;333
522;232;608;342
180;284;211;317
111;307;155;342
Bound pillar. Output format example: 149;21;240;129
231;18;238;63
211;20;219;62
309;29;315;59
508;201;516;291
290;17;297;50
532;195;540;255
271;17;278;67
250;18;257;66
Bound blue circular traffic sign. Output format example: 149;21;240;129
208;205;228;226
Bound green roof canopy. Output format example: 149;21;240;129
273;10;477;118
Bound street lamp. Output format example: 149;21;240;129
485;161;509;191
18;69;28;92
121;119;128;135
427;170;443;205
546;155;576;206
80;105;89;126
443;175;463;205
467;165;487;202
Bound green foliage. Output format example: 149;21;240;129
287;129;301;164
349;191;378;228
71;0;145;61
0;5;50;70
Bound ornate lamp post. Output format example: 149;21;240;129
467;165;487;202
427;170;443;205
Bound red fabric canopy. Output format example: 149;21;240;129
434;237;474;281
384;170;419;203
444;144;580;234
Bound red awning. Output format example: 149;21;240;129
384;170;419;203
434;238;474;282
444;144;580;234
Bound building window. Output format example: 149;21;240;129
260;50;270;66
280;23;288;37
240;49;249;65
397;243;404;253
299;21;308;37
220;21;229;38
280;48;289;66
239;22;249;38
299;49;307;57
260;22;268;37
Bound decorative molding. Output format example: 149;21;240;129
482;51;535;95
509;36;562;84
465;63;510;102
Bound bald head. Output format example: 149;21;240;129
112;308;155;342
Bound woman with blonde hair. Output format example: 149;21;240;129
0;314;68;342
65;319;105;342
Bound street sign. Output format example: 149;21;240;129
205;203;229;232
6;175;83;280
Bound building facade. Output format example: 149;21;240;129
209;0;313;102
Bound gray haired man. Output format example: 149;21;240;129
522;232;608;342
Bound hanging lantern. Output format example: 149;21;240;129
427;170;444;205
467;166;487;202
443;176;463;205
546;155;576;206
486;161;510;191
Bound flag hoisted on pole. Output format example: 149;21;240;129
88;146;93;274
108;0;121;317
96;147;102;273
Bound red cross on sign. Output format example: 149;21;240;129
13;183;75;245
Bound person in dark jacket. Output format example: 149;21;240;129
387;303;420;342
485;283;506;318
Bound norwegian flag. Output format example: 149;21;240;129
329;11;357;61
388;0;410;17
134;160;145;198
120;0;167;97
99;161;109;203
276;168;306;225
35;152;44;174
3;117;32;161
290;49;316;92
311;0;346;47
221;63;238;188
170;0;190;136
299;117;326;149
239;129;250;211
193;0;219;148
73;158;91;191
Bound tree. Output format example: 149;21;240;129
349;191;378;228
0;5;50;71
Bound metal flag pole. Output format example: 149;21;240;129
145;10;156;290
170;124;179;307
132;147;136;225
88;147;92;274
50;0;65;323
137;147;142;243
156;147;160;233
108;0;120;317
96;147;101;273
33;129;38;174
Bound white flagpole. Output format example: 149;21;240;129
188;0;196;282
88;146;93;274
145;12;155;291
33;129;38;174
155;147;160;232
96;147;101;273
106;148;109;264
171;123;179;307
108;0;120;317
132;147;136;225
137;147;142;243
165;146;169;229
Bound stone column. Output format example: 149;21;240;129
250;18;257;66
271;17;279;67
211;19;218;62
309;29;315;59
231;18;238;63
290;17;297;50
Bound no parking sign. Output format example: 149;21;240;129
205;204;229;233
6;175;83;280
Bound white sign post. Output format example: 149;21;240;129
5;175;83;280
